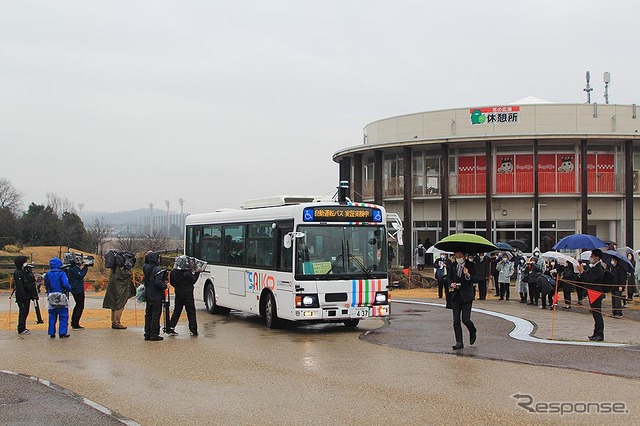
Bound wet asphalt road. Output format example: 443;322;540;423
1;303;640;425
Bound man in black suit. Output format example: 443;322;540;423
577;248;606;341
447;251;478;350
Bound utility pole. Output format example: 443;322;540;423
178;197;184;238
165;200;171;235
149;203;153;234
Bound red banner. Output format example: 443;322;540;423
538;154;556;193
516;154;534;193
496;155;515;193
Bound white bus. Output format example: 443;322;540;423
184;197;392;328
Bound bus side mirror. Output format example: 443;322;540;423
284;234;292;249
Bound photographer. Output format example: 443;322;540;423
102;252;135;330
12;255;38;335
67;255;90;330
143;252;168;341
168;256;201;336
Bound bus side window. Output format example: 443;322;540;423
278;226;293;272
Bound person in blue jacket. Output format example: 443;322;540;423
44;257;72;338
67;256;89;329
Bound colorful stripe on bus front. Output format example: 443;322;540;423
350;279;387;316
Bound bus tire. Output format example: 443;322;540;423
204;283;230;314
263;293;280;329
343;319;360;328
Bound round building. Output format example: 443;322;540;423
333;99;640;267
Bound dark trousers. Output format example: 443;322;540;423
563;288;572;306
611;290;623;316
493;274;500;296
144;302;162;338
437;279;449;298
477;280;487;300
17;300;31;333
589;295;605;338
528;282;539;304
71;292;85;327
451;297;476;345
169;292;198;333
576;286;586;303
499;282;510;299
541;292;553;308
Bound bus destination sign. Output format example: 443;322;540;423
303;207;382;223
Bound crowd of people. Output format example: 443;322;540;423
11;251;200;341
422;245;640;344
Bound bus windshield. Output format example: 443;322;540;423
295;225;387;280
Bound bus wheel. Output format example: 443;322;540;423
205;284;230;314
343;319;360;328
264;293;280;329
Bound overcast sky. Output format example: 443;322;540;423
2;1;639;215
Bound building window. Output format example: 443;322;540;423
413;151;440;196
383;153;404;197
363;158;374;199
540;220;576;253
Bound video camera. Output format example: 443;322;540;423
104;249;136;270
173;255;207;273
63;251;95;267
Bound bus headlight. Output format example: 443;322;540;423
374;291;388;304
296;294;319;308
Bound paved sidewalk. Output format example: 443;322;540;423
398;295;640;345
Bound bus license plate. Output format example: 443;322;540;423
349;307;370;318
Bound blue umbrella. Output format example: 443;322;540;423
552;234;607;250
602;249;635;274
495;242;515;251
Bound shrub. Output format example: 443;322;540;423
3;245;20;253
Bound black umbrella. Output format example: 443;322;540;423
602;249;634;274
434;233;498;254
495;242;515;252
507;239;528;251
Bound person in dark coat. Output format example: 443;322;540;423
12;255;38;335
435;253;450;299
490;254;500;297
561;262;579;309
44;257;72;338
143;252;168;341
577;248;606;341
474;253;490;300
168;256;201;336
447;251;478;350
525;262;540;305
67;257;89;329
609;257;626;318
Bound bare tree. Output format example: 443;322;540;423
86;216;114;256
45;192;76;218
140;228;171;252
114;231;144;254
0;177;23;215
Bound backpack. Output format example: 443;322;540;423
417;246;425;256
135;284;146;303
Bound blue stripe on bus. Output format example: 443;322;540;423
351;280;357;307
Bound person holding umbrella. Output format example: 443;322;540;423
576;248;606;341
446;251;478;350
